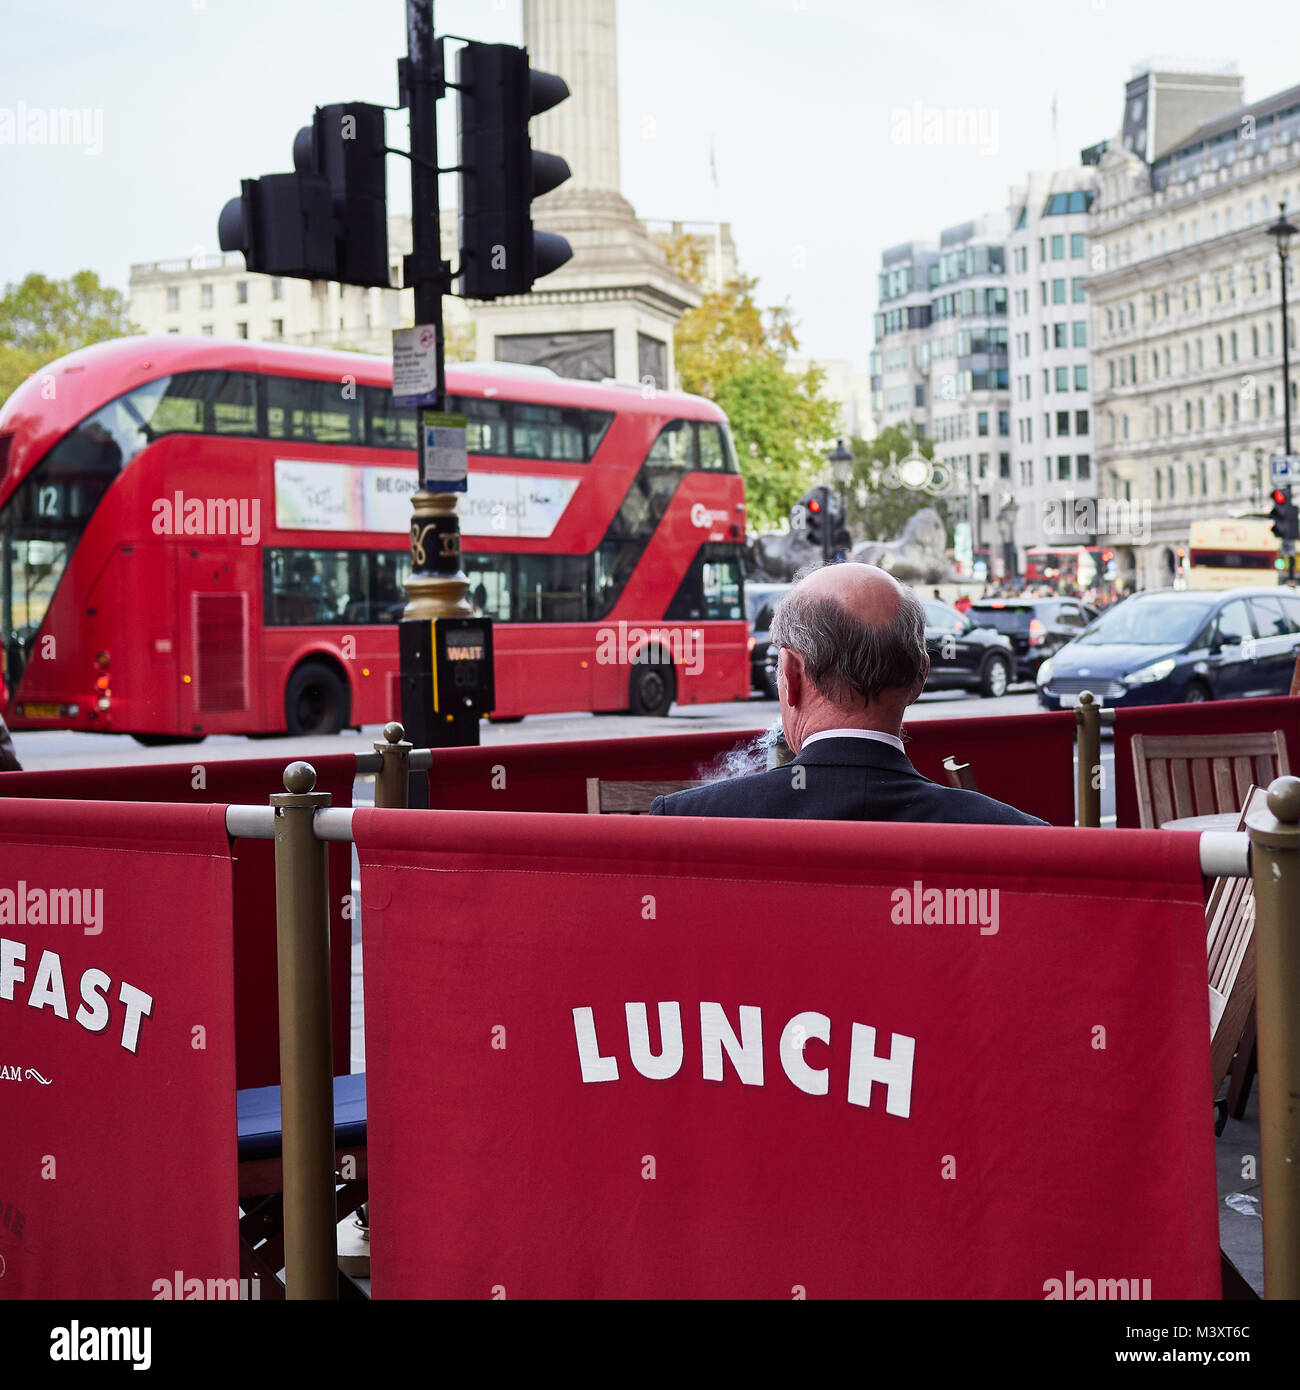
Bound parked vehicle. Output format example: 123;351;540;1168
1036;586;1300;709
968;597;1098;682
920;598;1016;698
746;583;790;698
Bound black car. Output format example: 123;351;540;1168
921;599;1016;697
967;597;1098;682
746;583;790;697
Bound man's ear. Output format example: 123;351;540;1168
779;647;802;707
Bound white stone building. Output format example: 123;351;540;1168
1007;167;1099;557
1090;74;1300;590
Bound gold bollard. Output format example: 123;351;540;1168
1246;775;1300;1299
271;761;337;1300
1074;691;1101;828
374;721;412;810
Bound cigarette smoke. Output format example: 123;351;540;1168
693;723;787;783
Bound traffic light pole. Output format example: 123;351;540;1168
399;0;478;774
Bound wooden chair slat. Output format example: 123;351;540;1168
1150;759;1175;827
586;777;703;814
1170;759;1195;820
1212;757;1236;812
1190;758;1215;816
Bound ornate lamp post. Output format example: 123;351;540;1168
1267;203;1298;457
995;492;1019;585
827;438;855;559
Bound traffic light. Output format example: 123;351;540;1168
456;41;573;299
1271;488;1290;539
804;491;826;550
218;102;390;288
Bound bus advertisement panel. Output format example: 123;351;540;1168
0;337;751;739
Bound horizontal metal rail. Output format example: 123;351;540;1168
220;801;1250;877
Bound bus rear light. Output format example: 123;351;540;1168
1029;619;1046;647
67;704;79;717
95;675;110;691
94;650;111;670
96;696;111;711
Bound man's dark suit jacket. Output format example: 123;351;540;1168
647;734;1047;826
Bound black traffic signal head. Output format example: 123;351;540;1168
804;490;825;548
1271;488;1290;538
457;41;573;299
219;102;390;288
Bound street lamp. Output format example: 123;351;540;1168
827;437;855;560
1266;203;1298;456
995;493;1019;585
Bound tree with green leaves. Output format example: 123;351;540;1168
844;424;953;545
0;271;137;405
655;232;840;532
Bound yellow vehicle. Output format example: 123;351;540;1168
1186;516;1280;590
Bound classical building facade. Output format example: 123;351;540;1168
1090;78;1300;589
871;239;938;441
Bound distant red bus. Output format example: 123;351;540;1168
1022;545;1112;592
0;336;749;740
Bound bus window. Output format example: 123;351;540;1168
593;538;644;619
515;554;589;622
266;376;363;445
448;395;509;456
647;420;695;468
702;557;743;619
365;386;418;450
510;403;585;461
583;410;614;458
464;555;512;621
697;423;732;471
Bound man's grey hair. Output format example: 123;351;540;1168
769;578;928;705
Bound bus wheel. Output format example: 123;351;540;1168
629;663;675;717
132;733;207;746
285;661;349;737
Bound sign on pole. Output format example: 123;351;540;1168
420;411;468;493
1271;454;1300;487
392;325;441;407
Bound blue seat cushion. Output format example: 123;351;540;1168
237;1072;367;1163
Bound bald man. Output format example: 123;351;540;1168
648;563;1045;825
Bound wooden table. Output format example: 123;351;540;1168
1161;812;1242;832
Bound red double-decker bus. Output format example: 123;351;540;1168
0;336;749;741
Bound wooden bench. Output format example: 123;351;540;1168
585;778;702;814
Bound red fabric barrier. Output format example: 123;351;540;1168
903;710;1076;825
426;728;767;811
428;711;1075;824
0;800;238;1298
1113;695;1300;828
0;755;357;1088
357;809;1218;1299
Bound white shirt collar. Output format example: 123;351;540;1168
799;728;905;754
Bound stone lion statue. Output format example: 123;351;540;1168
749;506;953;584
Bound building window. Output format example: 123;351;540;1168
1070;233;1084;259
1040;281;1048;306
1106;307;1114;333
1052;278;1066;304
1052;322;1066;348
1058;455;1071;481
1074;365;1087;391
1077;454;1090;480
1108;360;1115;389
999;452;1010;478
236;321;248;339
1043;369;1050;393
1218;396;1226;425
1185;401;1193;429
200;324;213;336
236;281;248;304
1122;415;1129;440
1198;399;1205;429
166;286;180;312
977;411;989;436
1051;234;1065;260
1056;410;1070;435
1072;278;1086;303
1039;237;1046;262
998;410;1009;436
271;278;284;301
1044;412;1051;438
1073;320;1086;347
200;284;213;309
1075;409;1088;435
1200;460;1208;495
271;318;284;337
1055;366;1068;391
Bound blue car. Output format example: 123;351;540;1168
1036;586;1300;709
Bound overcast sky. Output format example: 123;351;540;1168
3;0;1299;369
